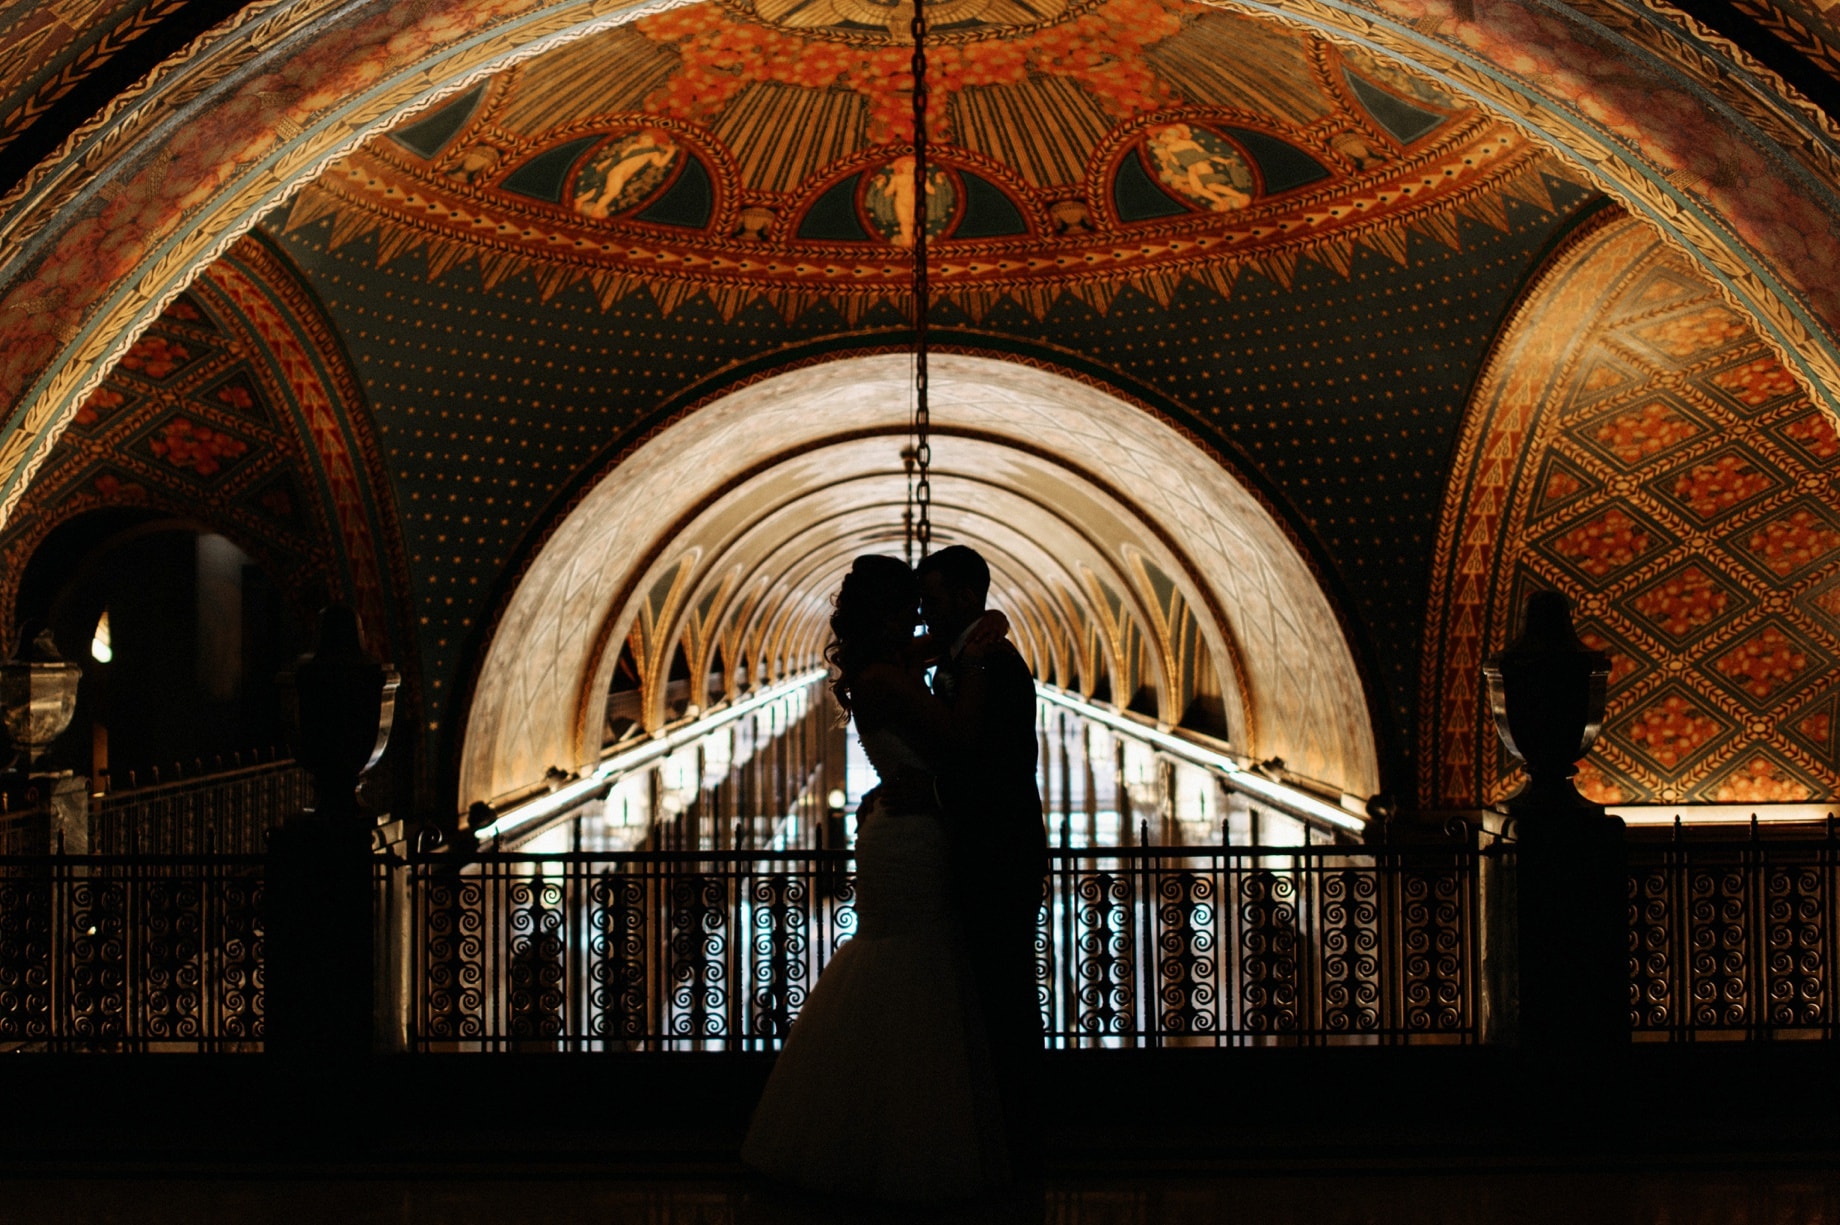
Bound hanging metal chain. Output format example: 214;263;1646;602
906;0;932;560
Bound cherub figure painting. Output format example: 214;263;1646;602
865;156;954;247
572;131;680;219
1146;123;1256;212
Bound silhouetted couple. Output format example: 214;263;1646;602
742;546;1049;1201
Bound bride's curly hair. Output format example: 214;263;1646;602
825;554;918;715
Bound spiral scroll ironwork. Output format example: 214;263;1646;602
215;873;264;1041
1155;869;1216;1035
1763;862;1825;1029
142;877;207;1040
1238;869;1300;1034
0;875;51;1041
1073;870;1136;1035
422;872;485;1040
64;877;127;1043
1399;866;1466;1033
1320;867;1380;1033
749;872;810;1038
507;877;566;1041
1629;863;1674;1030
590;871;649;1042
1687;864;1750;1030
668;873;729;1039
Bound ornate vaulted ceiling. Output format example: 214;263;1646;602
1427;214;1840;809
281;0;1571;321
12;0;1840;822
239;0;1604;801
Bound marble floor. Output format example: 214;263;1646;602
7;1164;1839;1225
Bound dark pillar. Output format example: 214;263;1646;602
266;606;398;1062
1483;590;1627;1051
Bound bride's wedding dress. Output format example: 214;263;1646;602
741;727;1007;1201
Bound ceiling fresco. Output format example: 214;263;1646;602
0;234;411;666
278;0;1573;324
270;161;1594;783
0;0;1831;821
1425;214;1840;809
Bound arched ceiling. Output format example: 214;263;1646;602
282;0;1568;322
2;0;1838;822
1427;213;1840;810
461;353;1378;810
7;0;1840;544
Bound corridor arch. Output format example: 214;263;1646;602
458;354;1380;813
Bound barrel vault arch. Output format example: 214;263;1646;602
458;354;1380;812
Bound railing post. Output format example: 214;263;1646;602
266;605;399;1064
1478;810;1516;1045
1483;590;1628;1051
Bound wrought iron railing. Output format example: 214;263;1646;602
0;760;307;857
393;836;1485;1051
393;849;855;1051
0;855;264;1051
12;825;1840;1052
90;760;309;854
1629;822;1840;1041
1042;841;1479;1045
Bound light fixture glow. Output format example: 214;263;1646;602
1609;803;1836;827
89;611;112;663
477;668;829;841
1035;683;1366;834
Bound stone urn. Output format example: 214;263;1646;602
0;628;82;774
1481;589;1627;1049
280;605;398;819
1482;589;1610;814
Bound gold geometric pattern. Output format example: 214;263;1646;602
1424;214;1840;808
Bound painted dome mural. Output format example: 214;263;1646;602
282;0;1578;321
19;0;1838;830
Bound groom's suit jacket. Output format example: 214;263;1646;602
932;639;1048;920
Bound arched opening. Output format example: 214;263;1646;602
10;511;307;789
460;353;1378;814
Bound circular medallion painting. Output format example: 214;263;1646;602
1144;123;1256;213
571;130;681;219
864;158;956;246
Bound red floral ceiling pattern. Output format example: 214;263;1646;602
0;237;411;661
1423;214;1840;808
280;0;1578;322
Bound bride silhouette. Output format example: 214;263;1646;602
740;553;1021;1201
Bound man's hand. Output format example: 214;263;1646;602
961;609;1011;659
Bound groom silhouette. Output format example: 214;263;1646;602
916;545;1049;1173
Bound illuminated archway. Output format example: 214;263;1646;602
459;353;1379;811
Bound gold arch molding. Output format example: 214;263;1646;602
457;354;1379;812
2;0;1840;524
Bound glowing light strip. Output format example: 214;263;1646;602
1608;803;1837;827
476;668;830;840
1034;684;1367;834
